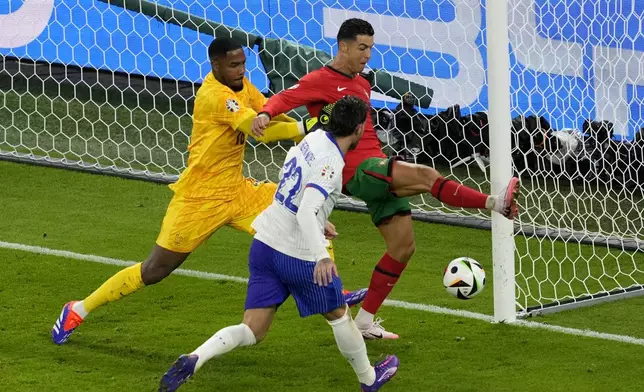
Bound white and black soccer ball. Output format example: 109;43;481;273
443;257;486;300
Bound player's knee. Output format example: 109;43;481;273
323;306;347;322
400;240;416;262
140;259;175;285
381;215;416;262
419;165;441;189
388;238;416;263
140;246;189;285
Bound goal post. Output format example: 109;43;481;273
1;0;642;318
487;0;517;323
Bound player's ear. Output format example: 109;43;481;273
355;123;365;137
211;58;220;73
338;40;348;54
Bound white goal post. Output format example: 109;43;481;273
1;0;642;320
487;0;516;323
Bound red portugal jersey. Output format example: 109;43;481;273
262;66;386;185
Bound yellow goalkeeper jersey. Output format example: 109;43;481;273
170;73;273;200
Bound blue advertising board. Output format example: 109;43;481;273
1;0;642;138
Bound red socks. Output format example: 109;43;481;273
430;177;488;209
362;253;408;314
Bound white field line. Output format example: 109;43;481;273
3;240;644;347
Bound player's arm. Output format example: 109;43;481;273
237;112;306;143
297;187;330;256
213;91;307;143
238;113;321;143
248;83;297;123
298;191;339;286
295;158;342;285
259;73;326;119
297;187;337;287
251;74;327;137
272;113;298;123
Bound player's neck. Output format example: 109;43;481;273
329;58;356;78
212;71;225;86
333;136;354;155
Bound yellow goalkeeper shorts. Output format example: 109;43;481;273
156;179;277;253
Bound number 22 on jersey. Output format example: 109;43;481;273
275;157;302;213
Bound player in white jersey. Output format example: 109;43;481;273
159;96;399;392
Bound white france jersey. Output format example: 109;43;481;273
252;130;345;261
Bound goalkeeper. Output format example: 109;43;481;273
51;37;365;345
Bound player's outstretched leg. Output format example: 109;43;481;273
52;245;189;345
159;308;271;391
325;306;399;390
389;160;521;219
429;175;521;219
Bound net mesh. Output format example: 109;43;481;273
1;0;642;313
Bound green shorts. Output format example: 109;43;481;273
344;157;412;226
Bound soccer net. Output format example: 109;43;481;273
0;0;642;317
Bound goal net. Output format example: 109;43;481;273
1;0;642;316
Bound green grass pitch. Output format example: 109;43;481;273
1;160;644;391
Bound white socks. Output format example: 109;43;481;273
71;301;88;319
192;323;257;371
354;308;375;329
485;195;497;211
328;312;376;386
187;315;375;386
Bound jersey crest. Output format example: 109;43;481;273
225;98;240;112
321;165;335;179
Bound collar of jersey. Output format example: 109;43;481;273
325;132;344;158
325;65;355;79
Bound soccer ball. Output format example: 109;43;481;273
443;257;486;300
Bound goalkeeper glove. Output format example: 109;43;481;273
302;117;323;134
318;102;335;126
301;102;337;134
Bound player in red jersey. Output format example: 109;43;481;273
252;18;520;340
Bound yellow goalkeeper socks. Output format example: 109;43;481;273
326;240;335;261
82;263;145;313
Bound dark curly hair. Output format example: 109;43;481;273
327;96;369;137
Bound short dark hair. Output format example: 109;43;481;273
208;37;243;60
327;96;369;137
336;18;374;42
